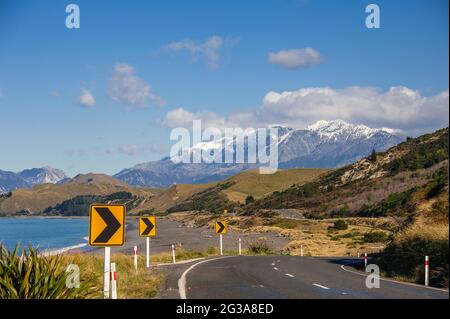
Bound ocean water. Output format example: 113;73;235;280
0;217;89;252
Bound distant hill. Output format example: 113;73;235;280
0;173;154;215
164;168;328;214
114;120;403;187
244;127;448;218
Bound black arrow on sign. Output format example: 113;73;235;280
217;222;225;234
93;207;122;243
142;218;155;235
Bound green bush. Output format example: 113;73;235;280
0;244;93;299
245;195;255;205
333;220;348;230
248;240;273;255
362;231;388;243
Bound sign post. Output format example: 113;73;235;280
88;204;126;299
104;247;110;298
215;221;227;256
139;216;156;270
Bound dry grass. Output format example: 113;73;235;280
61;253;163;299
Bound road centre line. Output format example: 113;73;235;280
313;283;330;290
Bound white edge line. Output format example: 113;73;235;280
313;283;330;290
340;261;449;293
178;256;235;299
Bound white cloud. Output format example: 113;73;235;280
78;89;95;107
106;143;168;156
161;107;225;129
108;63;166;110
161;86;449;136
165;36;237;69
268;48;322;69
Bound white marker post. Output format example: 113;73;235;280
300;245;304;257
146;237;150;269
133;246;138;272
172;244;176;264
110;262;117;299
103;247;111;299
425;256;429;286
238;238;242;255
364;253;368;269
219;234;223;256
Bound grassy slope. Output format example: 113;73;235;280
0;173;156;214
222;168;328;203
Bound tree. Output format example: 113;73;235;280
369;148;377;162
245;195;255;205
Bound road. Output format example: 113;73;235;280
158;255;449;299
86;217;289;255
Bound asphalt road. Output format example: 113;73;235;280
158;255;449;299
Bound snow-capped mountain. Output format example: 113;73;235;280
114;120;404;187
18;166;67;186
0;167;67;193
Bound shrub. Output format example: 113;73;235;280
248;240;272;255
245;195;255;205
362;231;388;243
0;244;93;299
333;220;348;230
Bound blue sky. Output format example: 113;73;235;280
0;0;448;176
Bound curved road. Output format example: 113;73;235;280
167;256;448;299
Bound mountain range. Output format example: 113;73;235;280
0;166;66;193
113;120;404;187
0;120;404;192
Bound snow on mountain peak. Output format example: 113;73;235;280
306;120;392;140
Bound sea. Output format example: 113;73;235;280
0;217;89;253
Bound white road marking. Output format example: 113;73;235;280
285;273;295;278
313;283;330;290
340;262;450;293
273;267;279;271
178;256;235;299
271;263;275;266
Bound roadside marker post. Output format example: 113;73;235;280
301;245;304;257
239;238;242;255
172;244;176;264
110;262;117;299
425;256;429;286
133;246;138;272
364;253;368;268
220;234;223;255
